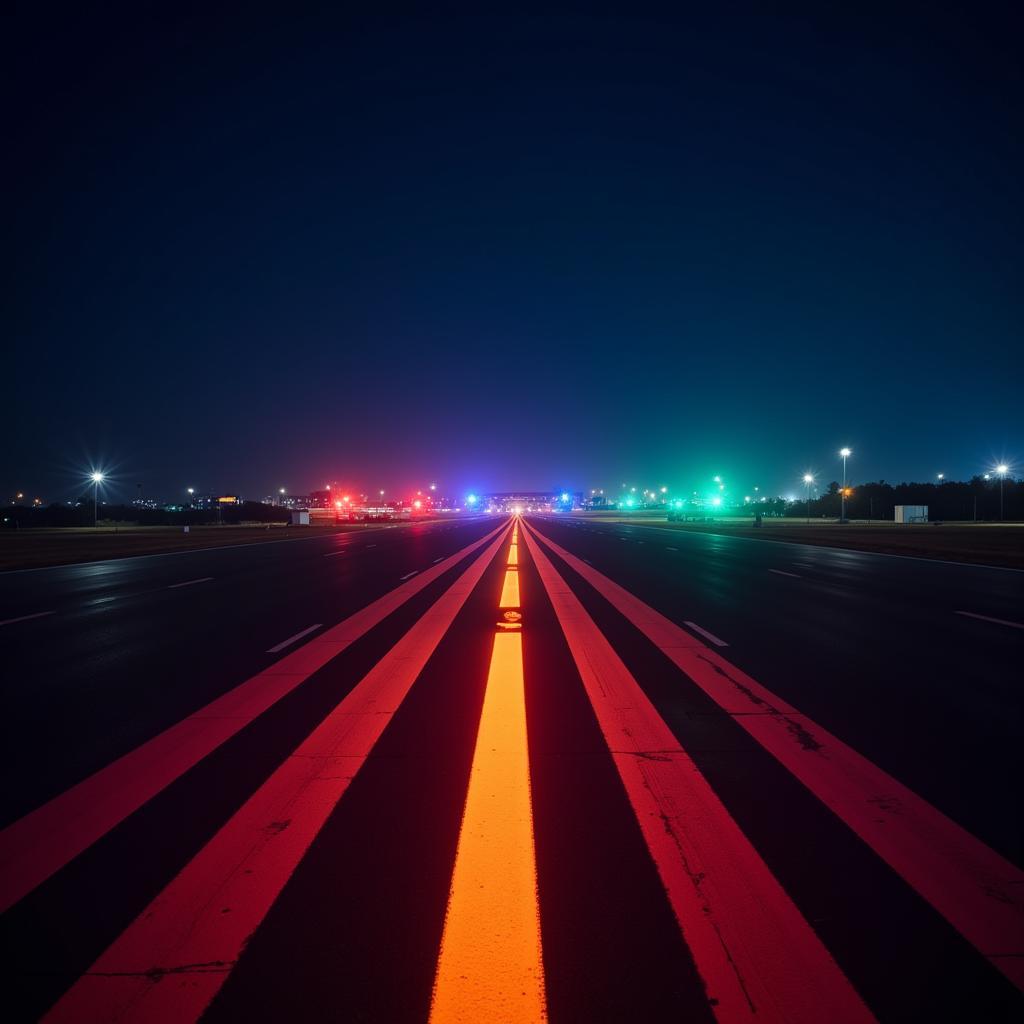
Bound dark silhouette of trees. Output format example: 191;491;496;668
782;476;1021;520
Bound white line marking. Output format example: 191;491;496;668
582;558;592;564
0;610;54;627
793;562;813;568
684;620;729;647
433;557;445;564
954;611;1024;630
266;624;323;653
323;550;346;557
666;547;678;552
769;569;801;578
168;576;214;589
399;571;419;581
366;544;377;548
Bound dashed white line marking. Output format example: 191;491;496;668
683;621;729;647
793;562;813;569
954;611;1024;630
666;547;678;552
433;557;445;564
769;569;801;578
366;544;377;548
323;550;346;558
168;577;214;589
266;624;323;653
582;558;592;565
399;571;419;581
0;610;54;627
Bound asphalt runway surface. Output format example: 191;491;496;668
0;514;1021;1022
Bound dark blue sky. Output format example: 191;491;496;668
7;4;1021;502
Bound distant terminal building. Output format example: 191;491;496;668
482;492;583;512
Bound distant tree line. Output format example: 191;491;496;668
782;476;1021;521
1;501;292;528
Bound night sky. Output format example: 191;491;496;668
7;4;1022;503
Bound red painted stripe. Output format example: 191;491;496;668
521;526;873;1023
43;527;509;1024
523;520;1024;992
0;520;510;914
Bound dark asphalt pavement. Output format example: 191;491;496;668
0;514;1020;1022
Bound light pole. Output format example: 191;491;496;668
839;448;852;522
187;487;195;508
90;472;104;527
803;473;814;524
996;465;1009;520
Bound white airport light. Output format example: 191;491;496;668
996;464;1009;475
89;471;104;527
803;473;814;484
838;448;852;521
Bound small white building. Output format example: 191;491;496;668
894;505;928;524
290;510;310;526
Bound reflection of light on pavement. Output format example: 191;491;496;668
430;520;546;1023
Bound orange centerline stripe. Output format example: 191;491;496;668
430;525;546;1023
499;567;520;608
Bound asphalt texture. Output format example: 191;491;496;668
0;514;1020;1022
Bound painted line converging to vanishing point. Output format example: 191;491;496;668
683;621;728;647
400;570;419;581
523;520;1024;993
430;520;546;1024
954;610;1024;630
521;523;871;1024
0;610;55;627
43;526;513;1024
168;576;214;589
768;569;800;578
266;624;322;654
0;519;512;915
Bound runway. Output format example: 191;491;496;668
0;514;1021;1021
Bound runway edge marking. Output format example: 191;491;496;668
42;527;511;1024
523;519;1024;992
521;523;873;1024
0;520;511;914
